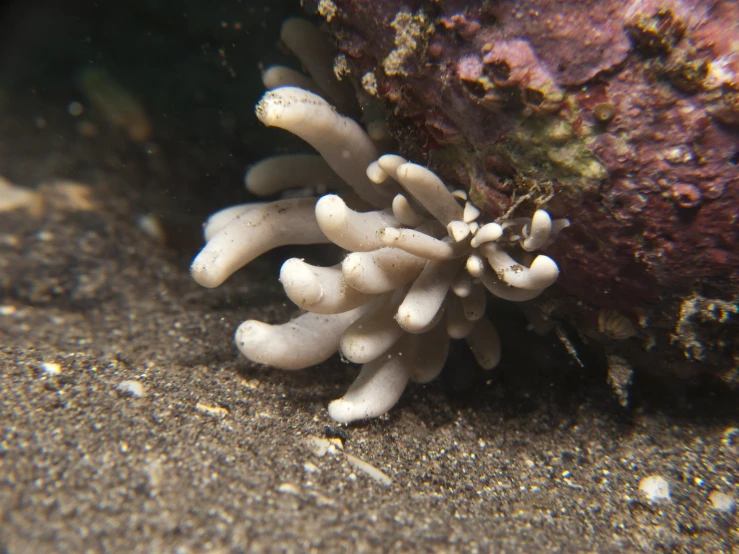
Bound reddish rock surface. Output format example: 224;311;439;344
318;0;739;383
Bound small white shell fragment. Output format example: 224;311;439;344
195;402;229;417
137;213;167;243
117;380;146;397
344;453;392;486
41;362;62;375
276;482;301;496
304;436;343;457
709;491;735;512
639;475;671;502
451;189;467;201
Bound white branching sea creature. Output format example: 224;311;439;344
190;19;569;423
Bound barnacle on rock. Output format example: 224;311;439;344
190;20;569;423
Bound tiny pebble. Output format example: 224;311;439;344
276;482;300;496
67;101;84;117
41;362;61;375
639;475;671;502
709;491;735;513
117;380;146;398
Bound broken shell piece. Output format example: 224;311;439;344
598;309;637;339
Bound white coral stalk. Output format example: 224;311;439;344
340;288;407;364
465;317;502;370
256;87;386;207
279;259;374;314
328;335;414;423
396;258;462;332
245;154;341;197
408;323;450;383
315;194;398;251
191;197;327;288
394;162;464;225
203;203;266;241
391;194;425;227
446;296;476;339
461;284;487;321
480;242;559;290
235;307;369;370
380;227;469;260
342;247;427;294
521;209;552;252
279;18;356;116
261;65;325;97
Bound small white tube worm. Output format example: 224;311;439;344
203;203;266;241
451;268;473;297
342;247;426;294
396;258;463;332
279;259;374;314
376;154;408;178
328;336;413;423
191;197;328;288
245;154;342;197
235;307;368;370
463;201;480;223
479;271;544;302
279;18;357;116
315;194;398;252
465;317;502;370
256;87;386;207
480;242;559;290
394;162;464;225
340;288;407;364
261;65;324;97
446;295;475;339
521;209;552;252
380;227;470;260
469;222;503;248
391;194;425;227
461;284;487;321
408;323;450;383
